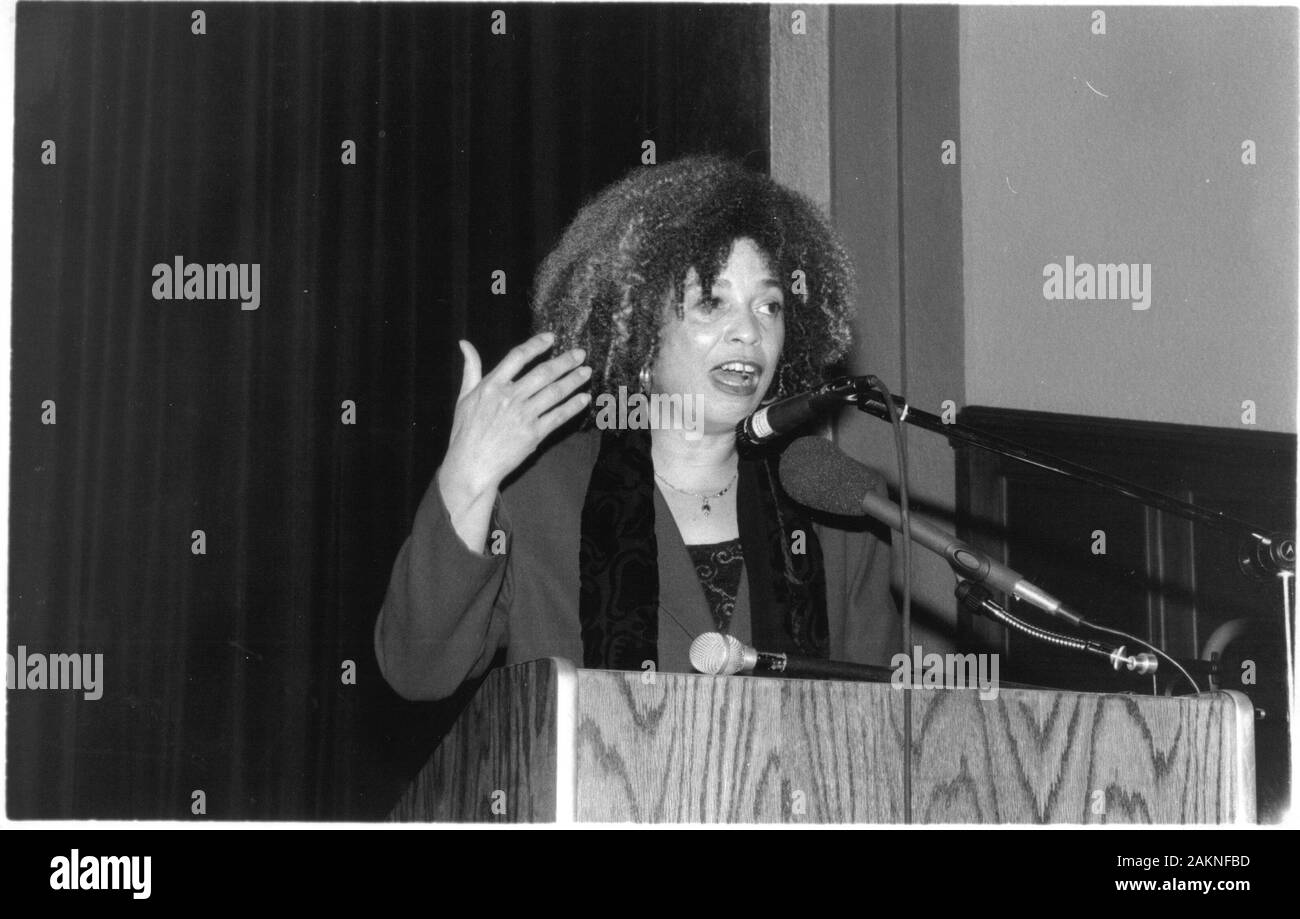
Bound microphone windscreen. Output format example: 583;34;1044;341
779;435;884;516
689;632;744;676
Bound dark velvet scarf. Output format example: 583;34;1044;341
578;428;828;669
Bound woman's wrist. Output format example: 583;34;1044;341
436;464;500;554
437;458;499;505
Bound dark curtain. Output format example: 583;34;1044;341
10;1;769;819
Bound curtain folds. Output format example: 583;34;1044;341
10;2;768;819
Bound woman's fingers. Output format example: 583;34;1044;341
488;331;556;386
445;333;592;492
538;391;593;438
456;340;483;400
517;347;587;401
528;362;591;414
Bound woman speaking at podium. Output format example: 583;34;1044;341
375;156;898;700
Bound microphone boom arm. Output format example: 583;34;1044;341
845;378;1294;577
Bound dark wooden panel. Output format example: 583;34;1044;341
955;406;1294;820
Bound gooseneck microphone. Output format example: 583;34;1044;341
689;632;895;683
955;581;1158;676
735;376;863;446
779;435;1088;627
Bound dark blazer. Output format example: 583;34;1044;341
375;430;899;701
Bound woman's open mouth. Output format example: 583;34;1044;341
708;360;763;397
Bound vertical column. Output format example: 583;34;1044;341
769;5;830;211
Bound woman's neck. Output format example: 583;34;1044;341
649;426;738;492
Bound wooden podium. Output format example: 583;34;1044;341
390;658;1256;824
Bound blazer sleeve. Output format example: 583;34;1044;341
373;471;514;700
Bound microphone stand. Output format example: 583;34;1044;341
847;375;1295;806
847;375;1293;674
953;581;1218;689
841;378;1294;577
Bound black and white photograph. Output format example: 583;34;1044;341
3;0;1297;857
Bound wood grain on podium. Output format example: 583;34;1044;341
390;659;1254;824
909;687;1255;824
389;658;573;822
574;670;903;822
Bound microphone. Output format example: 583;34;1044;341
780;436;1087;627
955;581;1158;676
735;376;863;446
689;632;896;683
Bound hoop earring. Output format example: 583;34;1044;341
638;363;652;393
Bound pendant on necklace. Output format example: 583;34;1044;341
701;499;711;516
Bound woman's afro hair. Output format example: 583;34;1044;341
530;155;856;418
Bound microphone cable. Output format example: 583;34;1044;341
957;578;1201;693
1078;619;1201;694
866;374;913;824
957;580;1167;677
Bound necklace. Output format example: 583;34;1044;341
653;469;738;516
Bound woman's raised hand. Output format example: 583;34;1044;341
437;332;591;549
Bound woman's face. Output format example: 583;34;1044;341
650;237;785;435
